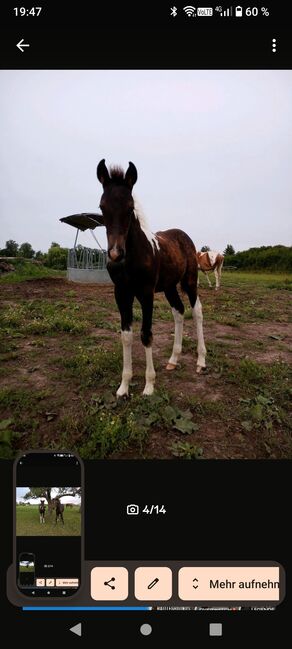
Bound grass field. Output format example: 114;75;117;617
0;270;291;460
16;504;81;536
0;260;65;284
19;564;34;572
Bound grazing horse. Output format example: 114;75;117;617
39;499;46;524
197;250;224;290
96;159;206;397
54;497;64;525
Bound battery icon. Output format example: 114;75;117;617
235;6;243;17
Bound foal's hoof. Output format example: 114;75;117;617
116;389;129;399
196;365;206;374
166;363;177;371
142;384;154;396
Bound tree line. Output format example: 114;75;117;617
200;244;291;271
223;245;292;271
1;239;291;271
0;240;68;270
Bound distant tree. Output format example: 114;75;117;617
1;239;19;256
201;245;210;252
18;242;35;258
24;486;81;512
50;242;60;248
34;250;45;260
224;244;235;255
46;244;68;269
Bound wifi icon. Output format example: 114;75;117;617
183;5;196;17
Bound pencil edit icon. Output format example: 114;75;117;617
148;578;160;590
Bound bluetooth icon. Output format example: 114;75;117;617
170;6;178;17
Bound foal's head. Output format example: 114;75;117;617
97;159;137;262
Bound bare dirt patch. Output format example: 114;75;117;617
0;277;291;459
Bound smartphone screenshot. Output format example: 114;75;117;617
0;1;291;644
15;452;82;597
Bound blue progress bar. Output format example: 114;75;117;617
23;606;151;611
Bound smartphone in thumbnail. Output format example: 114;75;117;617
14;451;83;598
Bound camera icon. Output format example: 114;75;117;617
126;503;139;515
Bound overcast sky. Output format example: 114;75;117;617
1;70;291;253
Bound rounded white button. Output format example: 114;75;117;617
140;623;152;636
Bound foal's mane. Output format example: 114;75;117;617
108;165;159;251
109;166;126;184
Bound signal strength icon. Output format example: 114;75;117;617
220;6;233;16
183;6;196;17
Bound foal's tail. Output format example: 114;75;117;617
217;255;224;279
218;254;224;270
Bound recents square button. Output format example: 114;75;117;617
209;623;223;637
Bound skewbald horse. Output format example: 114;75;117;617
96;159;206;397
197;250;224;290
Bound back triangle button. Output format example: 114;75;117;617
69;623;82;637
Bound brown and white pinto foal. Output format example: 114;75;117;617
97;159;206;397
39;500;46;524
197;250;224;290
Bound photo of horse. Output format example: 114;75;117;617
1;70;291;460
16;487;81;537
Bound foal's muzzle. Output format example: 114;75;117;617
108;246;125;262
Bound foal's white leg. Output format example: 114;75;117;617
205;271;212;288
143;346;156;395
216;262;223;290
192;297;206;373
117;329;133;397
214;268;220;290
166;308;184;370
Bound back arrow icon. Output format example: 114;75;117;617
17;39;30;52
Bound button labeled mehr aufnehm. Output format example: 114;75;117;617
178;567;280;601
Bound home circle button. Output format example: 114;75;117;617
140;623;152;636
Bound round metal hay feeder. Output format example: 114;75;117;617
60;212;111;284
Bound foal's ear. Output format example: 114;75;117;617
125;161;138;189
97;159;110;186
